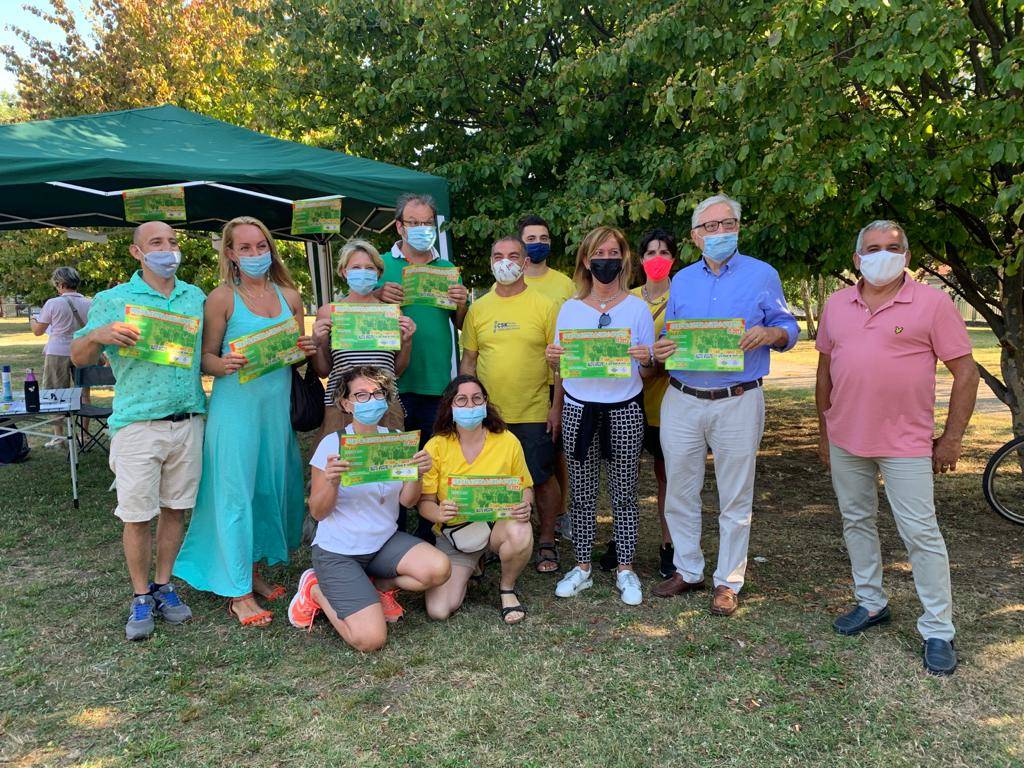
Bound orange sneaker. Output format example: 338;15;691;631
288;569;320;629
377;588;404;623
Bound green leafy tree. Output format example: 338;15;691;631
256;0;1024;436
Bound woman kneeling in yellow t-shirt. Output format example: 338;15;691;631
419;375;534;625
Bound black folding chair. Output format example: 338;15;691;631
73;365;115;453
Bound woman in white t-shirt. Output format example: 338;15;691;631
545;227;655;606
287;366;450;652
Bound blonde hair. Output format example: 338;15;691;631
219;216;297;290
336;238;384;276
572;226;633;298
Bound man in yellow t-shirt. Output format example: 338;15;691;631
519;214;577;305
461;235;562;569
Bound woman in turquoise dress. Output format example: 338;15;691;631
174;216;315;626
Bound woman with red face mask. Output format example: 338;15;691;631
597;228;678;581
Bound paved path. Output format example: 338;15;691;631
764;358;1009;415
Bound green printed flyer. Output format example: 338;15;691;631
401;264;459;310
665;318;745;371
121;304;199;368
339;430;421;486
291;197;342;235
559;328;631;379
229;317;306;384
331;303;401;351
123;185;187;222
447;475;523;523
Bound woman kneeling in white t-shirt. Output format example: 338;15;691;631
288;366;450;651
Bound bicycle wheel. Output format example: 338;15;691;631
982;436;1024;526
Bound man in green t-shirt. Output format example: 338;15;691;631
379;193;468;443
379;194;468;541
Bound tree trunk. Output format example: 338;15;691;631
800;278;817;340
998;268;1024;440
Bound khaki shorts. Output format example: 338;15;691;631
108;417;204;523
42;354;72;390
434;531;487;570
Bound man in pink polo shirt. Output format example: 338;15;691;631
815;220;978;676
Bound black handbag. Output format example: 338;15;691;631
290;362;325;432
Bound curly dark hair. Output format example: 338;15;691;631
638;228;678;260
432;374;507;437
337;366;397;406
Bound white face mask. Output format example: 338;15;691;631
858;249;907;287
491;258;523;285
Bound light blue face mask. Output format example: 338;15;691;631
404;225;437;253
352;397;388;426
701;232;738;264
239;251;273;277
452;404;486;430
143;250;181;278
346;268;379;296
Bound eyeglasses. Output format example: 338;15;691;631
350;389;387;403
693;218;739;234
400;219;435;228
453;394;487;407
598;313;611;328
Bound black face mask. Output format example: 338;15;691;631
590;258;623;285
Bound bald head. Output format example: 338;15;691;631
133;220;175;247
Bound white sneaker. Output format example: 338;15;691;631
555;566;593;598
616;569;643;606
44;437;64;448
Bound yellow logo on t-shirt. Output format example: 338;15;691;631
894;326;904;334
493;321;520;332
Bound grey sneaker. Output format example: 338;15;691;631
150;583;193;624
126;595;156;641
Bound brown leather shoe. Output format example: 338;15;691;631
710;585;739;616
652;573;706;598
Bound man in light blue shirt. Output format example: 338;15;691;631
652;194;798;616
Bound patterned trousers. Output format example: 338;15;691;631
561;397;645;565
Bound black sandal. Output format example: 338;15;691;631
499;588;526;625
535;541;560;574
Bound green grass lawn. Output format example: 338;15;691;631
1;318;1022;767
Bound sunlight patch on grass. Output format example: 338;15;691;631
68;707;120;730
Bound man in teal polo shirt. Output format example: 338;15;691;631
71;221;207;641
379;193;468;542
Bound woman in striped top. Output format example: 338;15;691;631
312;239;415;435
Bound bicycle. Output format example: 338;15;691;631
982;435;1024;525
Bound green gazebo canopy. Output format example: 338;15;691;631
0;104;450;238
0;104;451;302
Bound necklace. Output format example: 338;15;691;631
593;289;622;310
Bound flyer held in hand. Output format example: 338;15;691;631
559;328;632;379
229;316;306;384
401;264;459;310
121;304;200;368
447;475;524;523
665;318;745;371
339;430;421;486
331;303;401;351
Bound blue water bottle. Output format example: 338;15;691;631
1;365;12;402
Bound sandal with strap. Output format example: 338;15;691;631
227;595;272;627
535;541;560;574
253;566;287;601
499;588;527;625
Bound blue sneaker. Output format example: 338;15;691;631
150;583;193;625
126;595;156;641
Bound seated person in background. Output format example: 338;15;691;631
288;366;450;652
418;375;534;625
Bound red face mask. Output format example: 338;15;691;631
642;255;673;282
